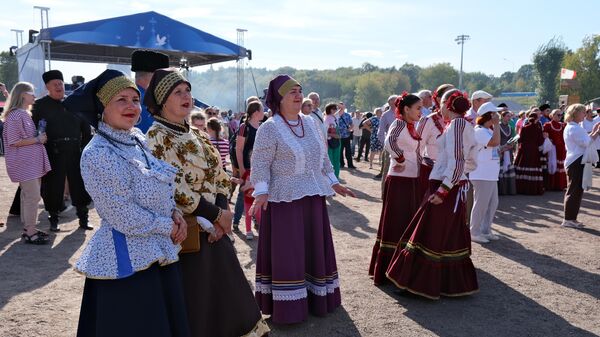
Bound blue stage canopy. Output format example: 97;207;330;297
38;11;248;66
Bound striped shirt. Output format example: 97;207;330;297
210;137;229;169
2;108;51;182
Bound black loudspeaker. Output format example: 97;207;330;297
28;30;39;43
247;49;252;60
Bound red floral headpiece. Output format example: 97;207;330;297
445;91;471;115
394;91;410;119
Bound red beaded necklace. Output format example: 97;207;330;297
282;115;305;138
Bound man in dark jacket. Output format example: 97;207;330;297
32;70;92;231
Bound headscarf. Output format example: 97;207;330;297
265;74;301;115
63;69;139;128
143;69;191;116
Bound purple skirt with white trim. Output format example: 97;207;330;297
255;195;341;324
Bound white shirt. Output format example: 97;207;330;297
352;117;362;137
581;118;600;147
469;126;500;181
465;108;477;125
430;118;478;189
384;120;421;178
417;114;444;160
564;122;593;168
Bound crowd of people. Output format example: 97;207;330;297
1;47;600;335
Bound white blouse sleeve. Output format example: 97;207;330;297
441;118;469;190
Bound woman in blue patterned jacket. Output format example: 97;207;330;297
63;69;190;337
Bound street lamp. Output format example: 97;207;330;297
455;34;470;91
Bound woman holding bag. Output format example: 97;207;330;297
144;69;269;337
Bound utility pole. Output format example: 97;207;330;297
34;6;51;70
455;34;470;91
236;28;247;114
10;29;24;47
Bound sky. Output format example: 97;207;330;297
2;0;599;82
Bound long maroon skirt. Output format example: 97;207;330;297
255;195;341;324
417;162;433;200
386;180;479;299
369;175;420;285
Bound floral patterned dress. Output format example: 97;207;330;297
370;116;383;152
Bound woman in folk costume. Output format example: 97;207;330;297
250;74;355;324
143;69;269;337
514;111;546;195
416;84;454;199
543;109;568;191
64;70;190;337
498;110;517;195
369;93;423;285
385;90;479;300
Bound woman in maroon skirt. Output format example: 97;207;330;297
369;92;423;285
543;109;567;191
386;90;479;300
515;112;545;195
249;74;355;324
416;84;454;198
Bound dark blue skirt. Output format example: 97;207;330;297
77;262;190;337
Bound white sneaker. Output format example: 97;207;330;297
246;231;254;240
484;233;500;241
572;220;585;228
561;220;580;228
471;235;490;244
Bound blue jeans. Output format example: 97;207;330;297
233;187;245;224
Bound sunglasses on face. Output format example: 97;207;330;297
207;112;217;116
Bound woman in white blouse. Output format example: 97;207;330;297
249;74;354;324
562;104;600;228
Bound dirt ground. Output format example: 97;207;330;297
0;157;599;337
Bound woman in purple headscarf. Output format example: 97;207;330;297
249;74;355;324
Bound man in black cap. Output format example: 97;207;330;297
32;69;93;231
131;50;169;133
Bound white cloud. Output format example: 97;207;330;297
350;49;384;58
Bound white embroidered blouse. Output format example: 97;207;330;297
417;113;445;161
250;113;338;202
429;117;478;190
384;119;422;178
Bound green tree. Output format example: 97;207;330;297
418;63;458;91
0;51;18;100
514;64;536;92
533;37;567;104
562;35;600;102
354;73;386;111
399;63;422;90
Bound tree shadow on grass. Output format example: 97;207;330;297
377;269;596;337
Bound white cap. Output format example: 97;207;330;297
471;90;493;101
477;102;502;116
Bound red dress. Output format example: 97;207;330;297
514;122;544;195
542;121;567;191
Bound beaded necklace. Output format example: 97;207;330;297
281;114;305;138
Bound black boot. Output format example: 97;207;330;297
77;207;93;230
49;212;60;232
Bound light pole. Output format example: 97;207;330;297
455;34;470;91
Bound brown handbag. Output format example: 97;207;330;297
180;215;201;254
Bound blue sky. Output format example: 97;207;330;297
2;0;598;81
